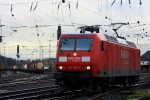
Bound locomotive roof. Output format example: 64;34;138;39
60;33;106;40
60;34;97;37
60;33;137;48
104;34;137;48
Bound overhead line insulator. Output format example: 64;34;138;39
62;0;65;3
0;36;2;43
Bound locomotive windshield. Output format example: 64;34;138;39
60;38;93;51
76;38;93;50
60;39;75;50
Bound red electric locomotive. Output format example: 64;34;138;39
54;26;140;90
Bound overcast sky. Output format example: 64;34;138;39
0;0;150;60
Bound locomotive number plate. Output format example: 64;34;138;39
68;57;81;61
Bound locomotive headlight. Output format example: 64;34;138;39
73;52;77;56
58;66;63;70
86;66;91;70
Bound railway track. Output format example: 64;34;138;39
49;74;150;100
0;78;55;91
2;82;145;100
0;72;34;84
0;85;59;99
46;81;150;100
14;89;84;100
88;81;150;100
0;82;148;100
0;74;54;91
0;73;149;99
0;72;50;85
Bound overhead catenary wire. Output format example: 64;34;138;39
0;0;145;21
2;0;113;25
0;0;149;59
70;1;112;21
2;2;60;27
76;1;78;9
120;0;122;6
10;4;14;17
129;0;131;5
139;0;142;5
34;1;38;11
0;0;48;5
30;2;33;12
111;0;116;6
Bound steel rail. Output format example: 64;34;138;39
0;85;59;99
89;81;150;100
